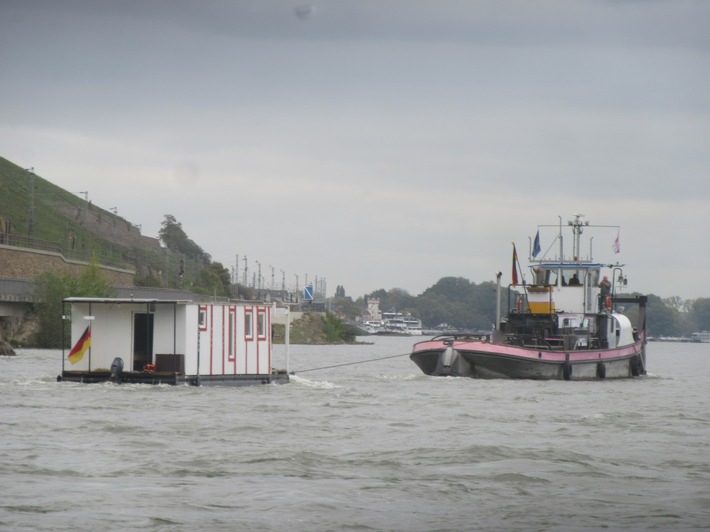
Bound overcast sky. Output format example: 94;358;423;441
2;0;708;300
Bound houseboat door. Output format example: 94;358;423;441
133;312;154;371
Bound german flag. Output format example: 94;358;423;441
68;326;91;365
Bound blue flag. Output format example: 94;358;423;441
532;230;541;258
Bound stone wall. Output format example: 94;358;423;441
0;245;134;286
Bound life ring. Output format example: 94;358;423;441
604;296;612;311
143;363;156;373
596;362;606;379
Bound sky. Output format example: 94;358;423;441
1;0;709;300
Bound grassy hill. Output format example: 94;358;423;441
0;156;196;286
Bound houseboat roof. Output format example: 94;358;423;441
63;297;193;305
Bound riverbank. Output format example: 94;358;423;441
272;312;365;345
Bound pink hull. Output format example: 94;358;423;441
410;337;646;380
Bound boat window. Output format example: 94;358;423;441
588;269;600;287
562;269;583;286
532;266;546;285
547;269;560;286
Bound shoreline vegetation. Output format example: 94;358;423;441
272;312;366;345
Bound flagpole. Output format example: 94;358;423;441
513;242;530;313
88;303;92;373
61;300;66;374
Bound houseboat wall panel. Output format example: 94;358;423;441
152;304;186;360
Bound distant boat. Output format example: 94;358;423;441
378;310;423;336
411;215;648;380
691;331;710;343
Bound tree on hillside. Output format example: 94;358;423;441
415;277;497;330
33;259;116;348
368;288;417;317
191;262;232;297
330;294;362;322
77;259;115;296
691;298;710;331
625;293;681;337
158;214;211;265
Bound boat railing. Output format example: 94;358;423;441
505;333;604;351
506;334;562;350
430;332;491;343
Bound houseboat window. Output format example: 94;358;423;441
257;311;266;338
198;306;207;331
245;310;253;338
228;308;236;361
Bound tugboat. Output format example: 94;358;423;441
410;215;647;380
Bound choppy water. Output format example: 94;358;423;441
1;337;709;531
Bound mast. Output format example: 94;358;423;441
569;213;589;261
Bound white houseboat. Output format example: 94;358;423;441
58;297;289;386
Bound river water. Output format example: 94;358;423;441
1;337;709;531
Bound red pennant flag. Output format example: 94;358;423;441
512;244;519;286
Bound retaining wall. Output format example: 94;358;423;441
0;245;134;286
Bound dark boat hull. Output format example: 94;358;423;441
410;339;646;380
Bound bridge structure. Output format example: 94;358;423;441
0;278;33;317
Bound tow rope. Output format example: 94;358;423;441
296;352;411;373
